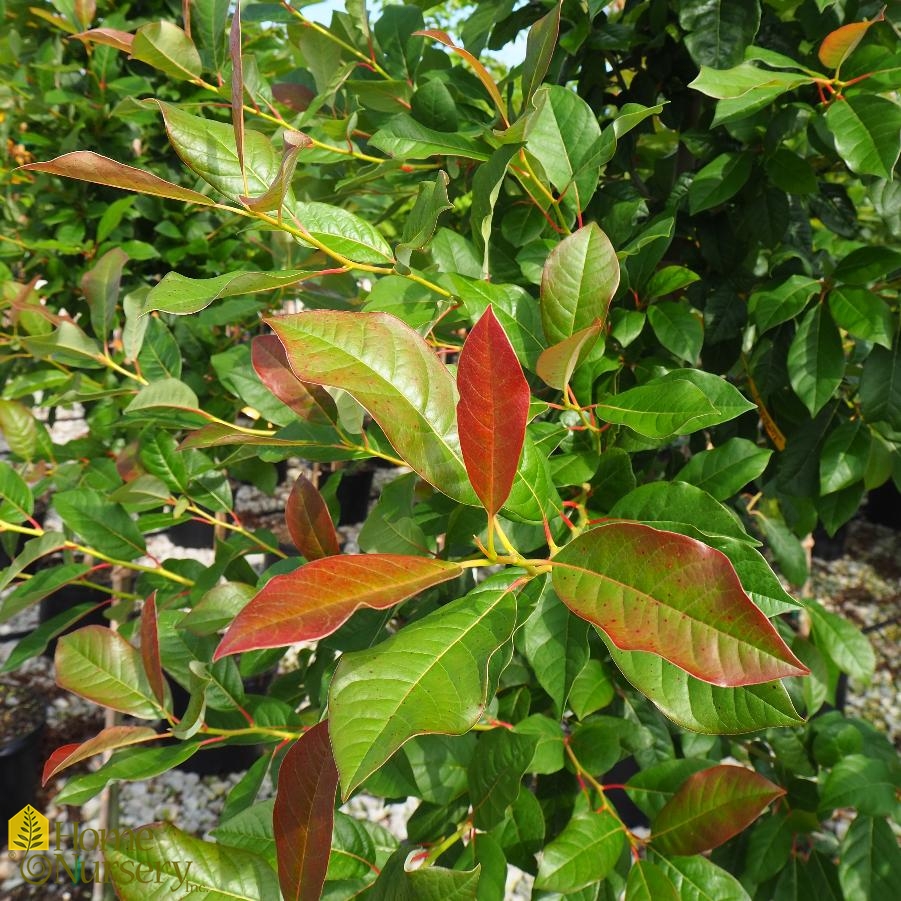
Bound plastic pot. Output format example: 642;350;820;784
0;678;46;829
39;583;110;659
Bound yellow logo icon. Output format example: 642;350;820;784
8;805;49;852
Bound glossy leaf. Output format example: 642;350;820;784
521;2;561;103
820;420;870;494
132;21;202;82
22;152;215;205
688;152;753;214
124;378;203;417
605;639;803;732
42;726;159;785
827;286;893;349
268;312;477;504
647;301;704;362
537;323;603;390
676;438;773;501
552;523;807;687
286;199;395;265
82;247;127;341
369;114;489;161
285;473;340;560
105;822;279;900
825;95;901;180
540;222;619;345
626;859;679;901
215;555;462;658
251;335;337;425
0;532;68;596
859;343;901;429
143;269;318;317
819;755;899;817
53;488;146;561
534;810;624;892
73;27;135;53
140;593;169;709
839;816;901;900
366;850;480;898
748;275;820;333
654;853;751;901
468;727;537;829
274;721;339;901
805;599;875;683
56;626;164;719
652;765;784;855
398;170;453;265
457;306;529;516
0;461;33;523
788;305;844;417
818;15;881;69
689;62;814;100
0;400;40;461
328;575;518;796
679;0;761;68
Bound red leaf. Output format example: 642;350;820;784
43;726;159;785
652;764;786;855
214;555;462;658
251;335;337;424
73;28;135;53
456;307;530;516
21;152;215;206
552;523;808;687
286;474;341;560
818;10;883;70
273;721;339;901
140;592;168;710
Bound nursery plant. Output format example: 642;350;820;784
2;0;900;898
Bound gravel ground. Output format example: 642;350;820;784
2;497;898;899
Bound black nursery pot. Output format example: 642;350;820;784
165;518;217;549
333;467;375;526
0;681;46;830
39;583;110;659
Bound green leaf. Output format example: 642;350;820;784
366;850;480;899
274;721;339;901
748;276;820;333
142;269;318;317
369;114;489;161
603;640;804;733
626;859;679;901
743;814;794;883
470;146;519;277
191;0;230;73
468;728;537;829
156;101;278;200
689;62;813;100
287;199;395;265
22;152;215;206
53;488;147;561
534;810;624;892
805;599;875;684
688;152;753;214
399;171;453;265
55;626;164;719
860;343;901;429
358;472;429;555
788;305;844;417
105;822;279;900
838;816;901;900
820;420;870;494
648;301;704;362
552;523;807;687
213;802;276;868
595;378;718;438
216;554;462;658
521;2;561;103
22;320;103;369
0;400;41;462
677;438;772;500
0;532;68;596
269;311;477;504
819;755;899;817
0;461;33;523
42;726;159;784
680;1;760;66
651;764;784;855
645;266;700;300
132;21;202;82
328;575;518;797
82;247;127;341
540;222;620;345
520;580;589;719
828;287;893;349
825;95;901;180
125;378;203;418
654;853;751;901
536;323;604;390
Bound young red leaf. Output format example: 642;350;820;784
456;306;530;516
42;726;159;785
214;555;462;658
818;10;883;70
652;764;786;855
551;523;808;687
273;721;339;901
250;335;337;424
21;153;215;206
73;28;135;53
286;473;341;560
140;592;168;710
536;322;603;390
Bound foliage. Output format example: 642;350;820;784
2;0;901;898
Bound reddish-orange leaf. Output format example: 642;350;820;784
73;28;135;53
652;764;786;855
251;335;337;424
21;153;215;206
43;726;159;785
214;555;462;658
456;307;530;516
286;474;341;560
552;523;809;687
273;721;339;901
140;592;168;710
818;10;883;70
